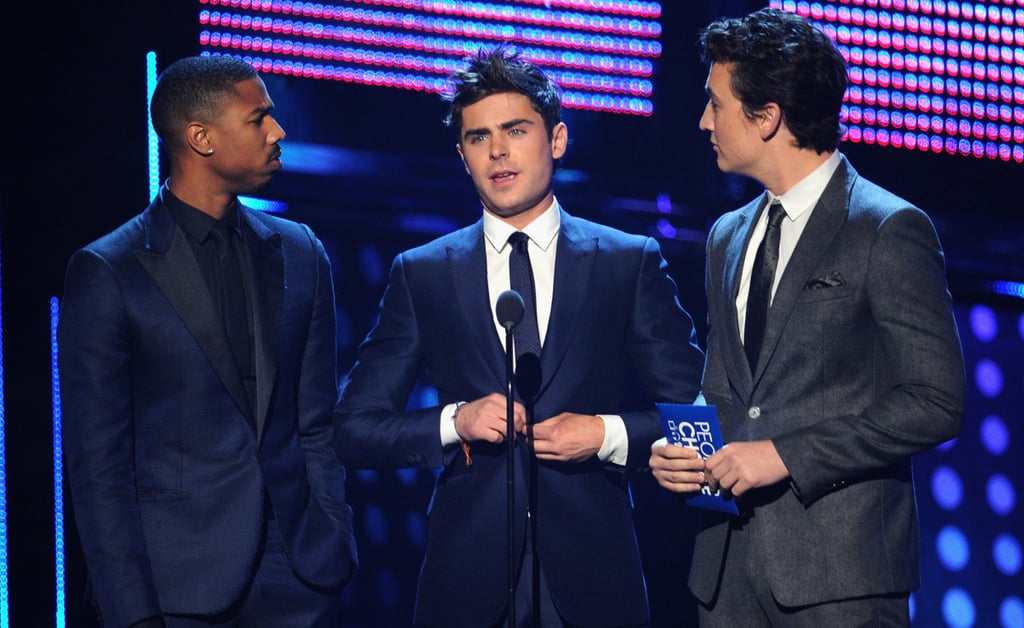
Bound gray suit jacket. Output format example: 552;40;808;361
689;156;965;607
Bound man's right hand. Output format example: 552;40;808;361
454;393;527;444
649;437;706;494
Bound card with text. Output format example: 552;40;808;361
656;403;739;515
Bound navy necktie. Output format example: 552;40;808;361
744;202;786;373
508;232;543;401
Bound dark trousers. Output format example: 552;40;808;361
163;519;341;628
699;518;910;627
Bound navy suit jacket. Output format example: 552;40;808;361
58;190;357;627
336;208;705;627
689;157;965;607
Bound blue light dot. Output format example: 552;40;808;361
909;591;916;622
1001;596;1024;628
405;510;428;549
363;505;389;545
969;304;998;341
1019;312;1024;341
986;474;1017;516
375;568;401;607
932;465;964;510
937;525;970;571
394;468;419;487
981;415;1010;455
355;469;378;484
975;358;1004;398
994;534;1022;576
943;588;976;627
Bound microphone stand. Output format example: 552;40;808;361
495;289;523;628
503;321;516;628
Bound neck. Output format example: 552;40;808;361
167;169;236;220
761;149;833;197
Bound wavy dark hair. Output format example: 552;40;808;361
700;8;847;153
150;55;259;152
443;45;562;141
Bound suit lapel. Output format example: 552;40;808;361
135;199;254;423
448;221;506;390
242;209;283;440
752;160;854;386
724;197;766;393
538;211;595;399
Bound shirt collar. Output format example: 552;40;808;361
766;151;842;221
483;197;561;254
162;183;241;243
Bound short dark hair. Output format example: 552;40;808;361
700;8;848;153
443;45;562;141
150;55;259;152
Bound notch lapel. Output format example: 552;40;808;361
537;212;595;400
751;161;855;386
448;222;506;391
723;197;767;394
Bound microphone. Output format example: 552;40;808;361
496;290;524;330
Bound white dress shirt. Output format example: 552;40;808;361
736;151;842;341
439;198;629;465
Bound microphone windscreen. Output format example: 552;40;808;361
496;290;524;329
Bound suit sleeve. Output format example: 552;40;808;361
774;207;966;504
335;253;448;469
294;227;357;569
620;237;706;469
58;249;162;627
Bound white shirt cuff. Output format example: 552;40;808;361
440;402;462;447
596;414;628;466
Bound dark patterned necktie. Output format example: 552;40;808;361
209;221;252;380
508;232;542;361
744;202;786;373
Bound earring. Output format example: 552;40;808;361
207;147;214;154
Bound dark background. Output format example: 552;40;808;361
3;1;1022;626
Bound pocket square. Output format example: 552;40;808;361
805;271;846;290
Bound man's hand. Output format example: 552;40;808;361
649;437;706;494
704;440;788;497
529;412;604;462
454;393;527;444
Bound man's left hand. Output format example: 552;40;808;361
528;412;604;462
705;440;789;496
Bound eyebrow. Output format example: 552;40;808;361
462;118;534;141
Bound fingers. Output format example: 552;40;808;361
455;394;527;443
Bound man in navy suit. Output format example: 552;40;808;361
650;9;965;626
59;56;357;627
335;47;705;627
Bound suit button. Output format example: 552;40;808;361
747;406;761;419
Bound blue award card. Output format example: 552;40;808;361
655;403;739;515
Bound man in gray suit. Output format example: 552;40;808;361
649;8;965;626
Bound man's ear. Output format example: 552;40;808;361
185;121;213;156
757;103;782;141
455;142;470;175
550;122;568;160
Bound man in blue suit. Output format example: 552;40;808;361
59;56;357;627
335;47;705;627
650;9;965;626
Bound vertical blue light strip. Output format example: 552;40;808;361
147;51;160;200
51;297;65;628
0;237;9;628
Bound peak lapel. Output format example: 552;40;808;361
243;211;283;440
135;203;255;423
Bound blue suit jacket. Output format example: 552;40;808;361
336;208;705;627
58;190;358;627
689;157;965;607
